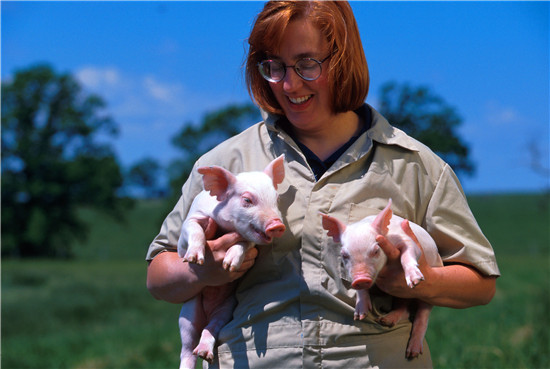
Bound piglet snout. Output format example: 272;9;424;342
265;220;286;239
351;277;373;290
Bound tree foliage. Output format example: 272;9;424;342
127;157;164;198
168;103;261;197
377;81;475;177
1;64;132;258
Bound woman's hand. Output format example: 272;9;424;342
188;218;259;287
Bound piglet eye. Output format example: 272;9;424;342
341;250;350;261
242;196;253;207
368;245;381;258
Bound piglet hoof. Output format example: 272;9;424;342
222;261;239;272
193;346;214;364
406;340;423;359
183;252;205;265
405;268;424;288
354;302;371;321
354;290;372;321
222;256;242;272
223;250;244;272
377;313;401;327
354;310;368;321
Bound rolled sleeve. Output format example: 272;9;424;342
146;195;183;261
426;164;500;277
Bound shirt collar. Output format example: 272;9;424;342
367;105;420;152
261;103;419;152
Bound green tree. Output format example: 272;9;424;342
127;157;164;198
377;81;475;177
1;64;132;258
169;103;261;197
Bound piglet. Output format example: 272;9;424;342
321;199;443;359
177;155;286;369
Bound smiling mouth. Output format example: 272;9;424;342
288;95;312;105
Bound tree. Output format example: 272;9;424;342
1;64;132;258
127;157;165;198
377;81;475;177
169;103;261;196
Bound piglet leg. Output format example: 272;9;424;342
179;295;204;369
406;300;432;358
222;241;254;272
397;235;424;288
377;297;410;327
354;289;372;320
181;219;208;265
193;285;237;363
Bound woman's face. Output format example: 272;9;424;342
268;19;333;131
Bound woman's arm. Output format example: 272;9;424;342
375;223;497;309
146;219;258;304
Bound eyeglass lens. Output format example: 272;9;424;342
259;58;322;82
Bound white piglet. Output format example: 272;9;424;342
321;199;443;358
177;155;286;369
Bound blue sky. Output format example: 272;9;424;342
2;1;548;194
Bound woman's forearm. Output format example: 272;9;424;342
376;233;497;309
377;260;497;308
413;263;497;308
147;251;205;304
147;231;259;304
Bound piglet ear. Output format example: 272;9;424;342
264;154;285;189
197;166;236;202
320;213;346;243
372;199;393;236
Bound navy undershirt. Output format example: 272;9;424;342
278;104;372;180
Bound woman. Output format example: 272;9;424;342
147;1;499;367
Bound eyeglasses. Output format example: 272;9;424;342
257;55;331;83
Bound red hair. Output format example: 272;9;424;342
246;1;369;115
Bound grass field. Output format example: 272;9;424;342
2;193;549;368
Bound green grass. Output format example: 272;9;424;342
428;193;550;368
2;259;182;369
71;199;170;261
2;193;549;368
2;200;182;369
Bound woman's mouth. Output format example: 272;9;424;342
288;95;313;105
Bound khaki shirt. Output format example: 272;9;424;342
147;105;500;368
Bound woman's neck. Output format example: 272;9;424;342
291;110;363;161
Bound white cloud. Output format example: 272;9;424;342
143;75;180;103
484;100;521;126
71;64;251;167
75;66;121;90
74;65;190;118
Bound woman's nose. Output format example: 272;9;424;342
282;68;303;92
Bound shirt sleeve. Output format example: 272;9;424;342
426;164;500;277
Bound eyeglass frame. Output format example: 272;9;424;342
257;54;332;83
